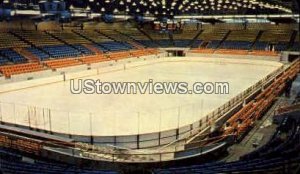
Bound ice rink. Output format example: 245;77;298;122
0;57;282;136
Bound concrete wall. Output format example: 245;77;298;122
0;75;64;93
186;52;281;61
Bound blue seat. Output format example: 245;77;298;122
220;41;252;50
206;40;221;49
252;41;268;50
0;55;10;65
41;45;82;58
290;42;299;51
0;49;27;63
138;40;158;47
73;44;95;55
27;47;50;61
98;41;133;52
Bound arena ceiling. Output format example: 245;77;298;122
0;0;299;21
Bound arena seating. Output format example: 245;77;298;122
73;30;134;52
290;34;299;51
26;47;50;61
47;30;91;45
47;31;95;55
0;148;118;174
0;32;29;49
198;29;228;49
0;55;10;65
291;42;300;51
206;40;222;49
100;29;145;49
0;63;44;77
13;30;62;47
73;44;95;55
79;54;110;64
107;51;131;60
117;28;157;48
44;59;82;69
145;32;172;47
220;30;258;50
254;29;293;51
219;41;253;50
0;24;297;75
99;41;133;52
172;29;200;47
154;111;300;174
130;49;158;57
252;41;269;50
41;45;82;58
0;49;27;63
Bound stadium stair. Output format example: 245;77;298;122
190;30;204;48
217;30;232;49
13;48;40;63
287;30;298;51
138;28;160;47
250;30;264;50
83;44;104;55
45;31;94;56
71;30;108;52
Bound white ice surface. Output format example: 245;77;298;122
0;57;282;136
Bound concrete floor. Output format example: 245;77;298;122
0;57;282;136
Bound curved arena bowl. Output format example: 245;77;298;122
0;56;284;149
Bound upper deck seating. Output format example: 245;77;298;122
13;30;62;47
0;32;28;49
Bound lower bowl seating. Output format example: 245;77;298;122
42;45;82;58
0;49;27;64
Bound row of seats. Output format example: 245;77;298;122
41;45;82;58
291;42;300;51
79;55;110;64
0;55;10;65
219;41;253;50
44;59;82;69
0;32;28;49
117;28;157;48
73;44;95;55
107;51;131;60
99;41;133;52
0;63;44;77
0;49;27;64
26;47;50;61
13;30;63;47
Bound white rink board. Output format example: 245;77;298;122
0;57;282;136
